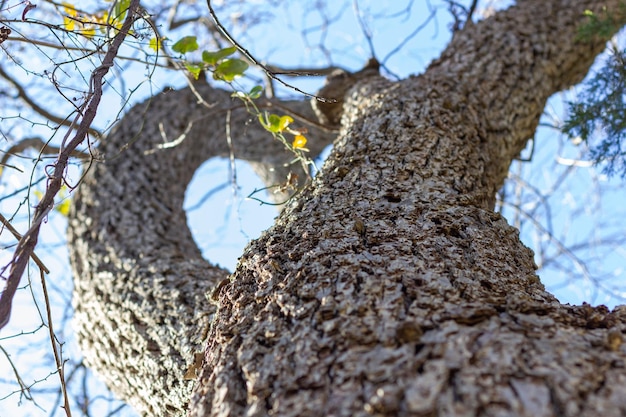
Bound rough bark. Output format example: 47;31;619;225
68;1;626;416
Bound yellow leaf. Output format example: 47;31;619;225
62;2;77;17
278;115;293;132
149;36;163;52
292;134;307;150
62;2;77;30
82;25;96;38
56;198;71;216
61;2;78;30
63;15;75;30
97;11;109;24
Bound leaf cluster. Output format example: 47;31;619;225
172;36;249;81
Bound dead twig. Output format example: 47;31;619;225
39;266;72;416
0;65;102;140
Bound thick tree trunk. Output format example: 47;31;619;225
69;1;626;416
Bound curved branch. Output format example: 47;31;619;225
206;0;332;102
68;82;334;415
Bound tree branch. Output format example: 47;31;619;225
206;0;333;103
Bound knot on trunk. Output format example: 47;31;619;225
311;58;380;127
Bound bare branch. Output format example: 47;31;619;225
352;0;378;60
382;5;437;66
467;0;479;23
39;267;72;417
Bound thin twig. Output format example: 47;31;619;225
467;0;479;25
0;344;35;403
0;136;90;181
39;267;72;416
352;0;378;60
144;121;195;155
382;6;437;65
225;109;238;196
262;101;339;133
0;212;49;274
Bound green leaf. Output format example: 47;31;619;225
172;36;199;54
202;46;237;66
249;85;263;99
260;113;289;133
184;63;203;79
258;112;269;130
269;114;281;130
267;113;282;132
114;0;131;21
258;112;292;133
214;58;248;82
562;47;626;177
258;112;278;132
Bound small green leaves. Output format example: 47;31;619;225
202;47;237;66
117;0;131;14
172;40;246;82
214;58;248;81
172;36;199;54
184;63;203;79
563;46;626;177
113;0;131;21
231;86;263;100
248;86;263;99
259;113;294;133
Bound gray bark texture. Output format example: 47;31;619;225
68;1;626;416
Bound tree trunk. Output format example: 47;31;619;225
68;1;626;416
